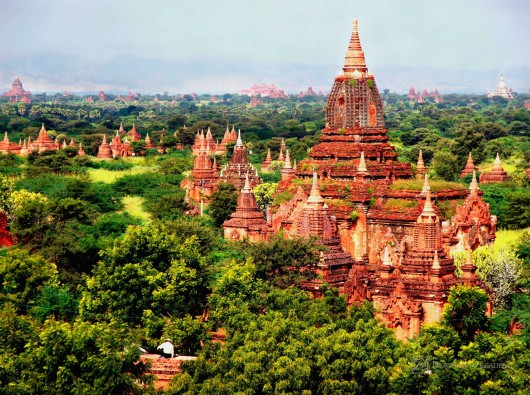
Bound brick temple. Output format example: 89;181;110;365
220;20;495;339
96;123;155;159
3;76;31;103
0;124;84;156
182;127;261;206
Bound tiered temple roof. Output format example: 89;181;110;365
223;173;271;241
291;171;355;294
460;152;477;178
185;138;220;202
443;171;497;252
109;131;132;158
261;148;273;171
219;130;260;190
192;126;237;156
479;153;508;183
129;124;142;141
3;76;29;102
31;124;59;153
0;132;22;154
97;124;153;159
295;20;412;188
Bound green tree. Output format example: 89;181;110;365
172;294;399;395
80;223;210;337
253;182;278;214
11;320;152;394
442;285;490;343
431;150;460;181
236;234;319;287
209;182;238;227
0;249;57;313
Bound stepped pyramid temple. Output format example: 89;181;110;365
479;153;508;183
3;76;31;103
218;20;496;338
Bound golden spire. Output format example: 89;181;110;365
343;19;367;76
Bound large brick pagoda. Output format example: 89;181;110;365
233;19;497;339
294;19;412;185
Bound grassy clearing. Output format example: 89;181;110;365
385;198;419;210
121;195;151;222
87;166;158;183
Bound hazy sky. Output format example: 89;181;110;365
0;0;528;93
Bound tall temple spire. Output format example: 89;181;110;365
236;129;243;147
306;169;324;206
493;153;502;169
421;187;437;219
284;149;292;169
416;150;426;175
469;171;479;194
460;151;477;178
242;172;251;192
343;19;367;76
421;173;431;194
39;123;47;139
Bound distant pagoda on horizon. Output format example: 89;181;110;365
487;74;515;99
3;76;31;103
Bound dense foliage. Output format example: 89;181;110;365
0;93;529;393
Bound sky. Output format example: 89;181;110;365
0;0;528;94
